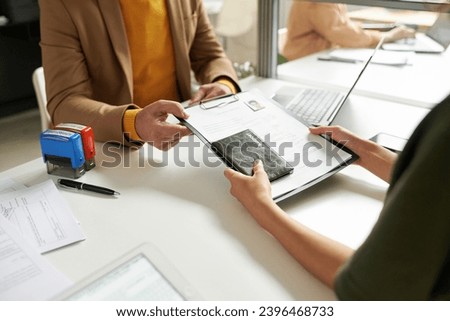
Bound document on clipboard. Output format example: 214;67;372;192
181;91;358;202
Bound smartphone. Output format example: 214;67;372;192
370;133;408;153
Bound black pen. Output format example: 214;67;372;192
57;179;120;196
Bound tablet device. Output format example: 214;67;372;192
54;243;202;300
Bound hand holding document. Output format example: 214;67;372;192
181;91;356;201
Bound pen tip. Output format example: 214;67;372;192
114;192;121;196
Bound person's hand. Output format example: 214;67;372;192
309;125;397;182
383;25;416;43
224;160;276;228
135;100;192;151
189;82;232;105
309;125;367;166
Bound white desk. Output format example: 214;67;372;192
241;76;428;140
0;78;428;300
277;48;450;108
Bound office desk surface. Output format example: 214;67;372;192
277;47;450;108
0;83;428;300
1;146;382;300
348;7;438;30
241;76;429;140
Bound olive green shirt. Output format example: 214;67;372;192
335;95;450;300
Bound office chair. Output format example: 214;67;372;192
215;0;257;66
32;67;50;130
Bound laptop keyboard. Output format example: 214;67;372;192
286;88;342;124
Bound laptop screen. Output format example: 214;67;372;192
427;13;450;48
337;37;385;109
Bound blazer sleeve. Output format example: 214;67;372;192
309;4;381;48
39;0;138;147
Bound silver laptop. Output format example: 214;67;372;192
272;39;383;126
382;14;450;53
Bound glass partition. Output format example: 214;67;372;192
275;0;449;80
205;0;448;81
205;0;259;79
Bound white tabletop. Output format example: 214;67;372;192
277;47;450;109
0;78;429;300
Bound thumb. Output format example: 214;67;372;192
309;125;329;135
224;167;245;180
154;101;190;119
223;167;235;180
252;159;266;176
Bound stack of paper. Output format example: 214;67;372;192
0;178;85;300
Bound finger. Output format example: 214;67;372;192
176;125;192;137
252;159;264;173
156;123;192;140
223;167;236;180
224;167;246;180
201;85;226;100
177;126;191;138
153;100;190;119
252;160;269;179
190;87;208;104
308;125;335;135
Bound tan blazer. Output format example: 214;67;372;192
39;0;239;145
282;3;381;61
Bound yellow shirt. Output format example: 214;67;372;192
120;0;178;107
120;0;237;141
120;0;177;141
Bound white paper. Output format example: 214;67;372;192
0;178;26;193
184;91;353;200
0;214;72;300
0;180;85;253
329;48;411;66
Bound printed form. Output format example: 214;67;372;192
0;213;72;300
184;91;354;201
0;179;85;253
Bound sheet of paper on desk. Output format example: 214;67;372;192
328;48;411;66
0;179;85;253
0;177;26;193
0;214;72;300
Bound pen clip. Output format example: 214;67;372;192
57;179;81;190
199;94;239;110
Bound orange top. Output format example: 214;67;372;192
120;0;237;141
120;0;178;106
120;0;177;141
